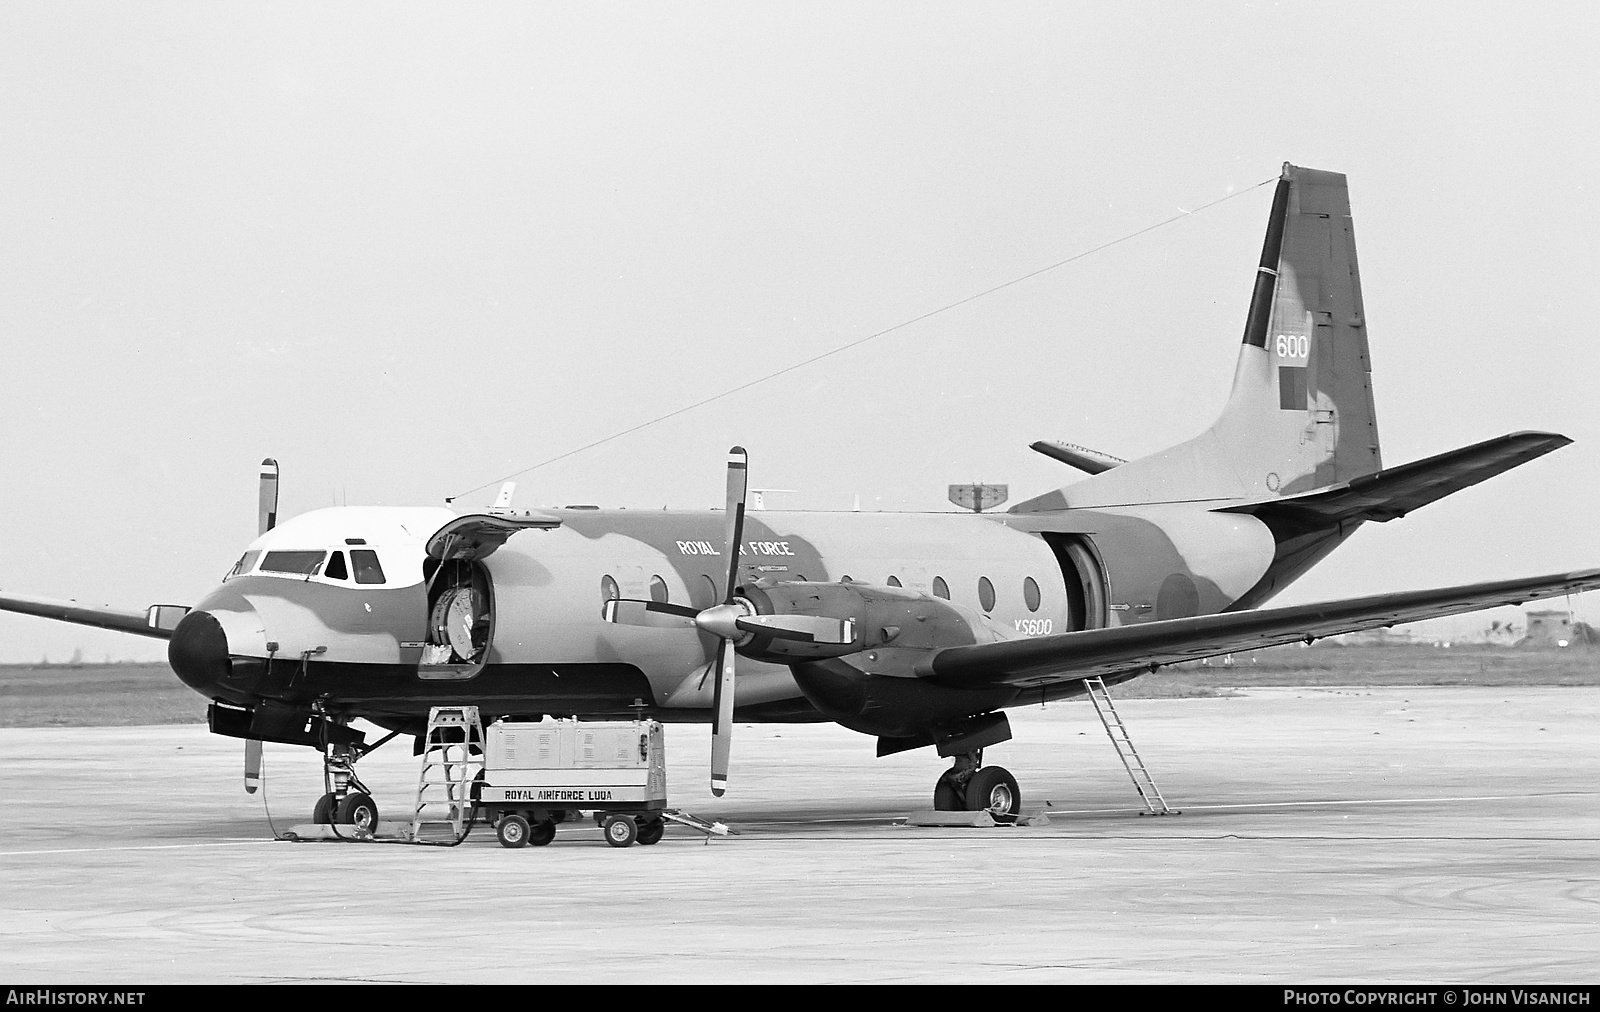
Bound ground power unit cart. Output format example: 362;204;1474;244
477;718;669;848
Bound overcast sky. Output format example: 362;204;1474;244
2;1;1597;662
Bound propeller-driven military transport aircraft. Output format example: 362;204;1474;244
5;163;1597;832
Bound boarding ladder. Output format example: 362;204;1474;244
412;705;485;842
1084;677;1177;815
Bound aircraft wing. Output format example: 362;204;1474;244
0;591;185;640
921;569;1600;689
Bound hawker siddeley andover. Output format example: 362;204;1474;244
5;163;1598;829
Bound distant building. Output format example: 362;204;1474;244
1328;627;1420;646
1518;609;1574;648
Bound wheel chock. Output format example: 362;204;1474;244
895;808;1050;828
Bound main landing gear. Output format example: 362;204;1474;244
932;750;1021;822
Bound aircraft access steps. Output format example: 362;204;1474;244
411;705;485;842
1084;677;1177;815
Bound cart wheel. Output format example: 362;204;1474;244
602;814;637;848
637;819;664;845
312;793;336;824
497;814;530;849
336;793;379;836
528;821;556;847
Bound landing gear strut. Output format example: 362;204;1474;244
932;750;1021;822
309;712;404;835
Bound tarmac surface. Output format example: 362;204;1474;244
2;686;1597;984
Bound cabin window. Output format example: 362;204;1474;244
1023;576;1041;612
932;576;950;600
695;574;719;608
260;550;326;576
978;576;995;612
887;576;902;588
324;552;349;581
351;550;386;585
601;575;620;601
649;575;669;603
226;550;261;580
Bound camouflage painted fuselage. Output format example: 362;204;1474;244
176;499;1283;738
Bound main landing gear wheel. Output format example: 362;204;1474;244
497;814;530;849
528;821;556;846
965;766;1021;823
602;814;638;848
931;751;1022;822
336;793;379;835
636;819;664;845
312;793;336;824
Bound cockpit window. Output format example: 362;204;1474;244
260;550;327;575
350;549;386;585
324;551;349;581
225;550;262;581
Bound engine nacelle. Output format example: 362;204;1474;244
738;580;1007;668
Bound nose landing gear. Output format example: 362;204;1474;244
306;712;407;837
932;750;1021;822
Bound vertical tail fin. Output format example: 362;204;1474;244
1016;163;1381;511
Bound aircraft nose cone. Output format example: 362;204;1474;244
168;609;230;694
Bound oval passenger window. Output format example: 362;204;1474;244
932;577;949;600
978;576;995;612
697;574;719;608
601;575;620;601
1024;576;1041;612
649;575;669;603
887;576;902;588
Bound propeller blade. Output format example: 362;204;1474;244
710;637;736;797
735;614;856;644
244;738;262;794
602;598;699;627
258;458;280;536
721;446;748;603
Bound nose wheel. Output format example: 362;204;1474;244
308;721;391;836
932;751;1021;822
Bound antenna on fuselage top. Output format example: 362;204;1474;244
488;482;517;516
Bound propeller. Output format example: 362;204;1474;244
244;458;279;794
258;458;279;537
601;447;854;797
710;446;748;797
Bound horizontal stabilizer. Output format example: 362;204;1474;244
922;567;1600;689
1219;431;1570;527
1028;441;1125;475
0;591;178;640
